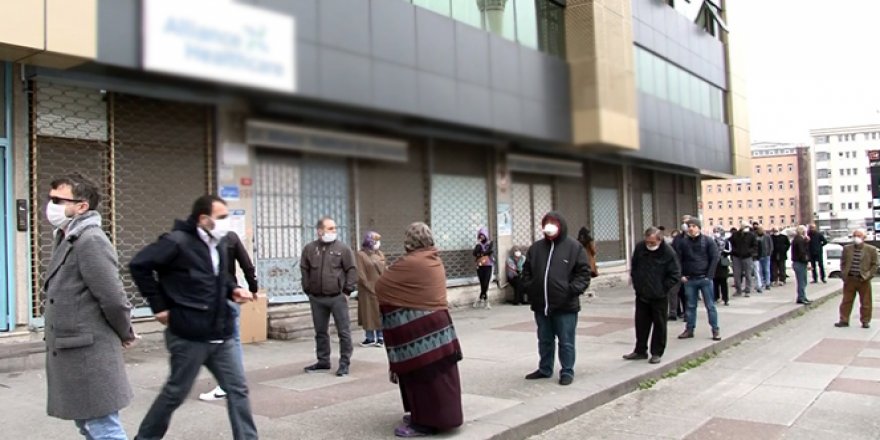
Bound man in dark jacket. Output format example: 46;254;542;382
756;226;774;291
808;224;828;283
300;216;357;377
521;211;591;386
130;195;258;440
792;225;812;305
770;229;790;286
675;218;722;341
729;222;758;296
624;227;681;364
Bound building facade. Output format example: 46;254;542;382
0;0;748;335
701;143;811;232
811;124;880;236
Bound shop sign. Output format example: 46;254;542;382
143;0;295;92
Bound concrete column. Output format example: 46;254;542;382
476;0;508;36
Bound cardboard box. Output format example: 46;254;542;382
239;295;268;344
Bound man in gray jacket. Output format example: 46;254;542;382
43;173;136;439
301;216;357;376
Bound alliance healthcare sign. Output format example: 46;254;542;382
142;0;295;93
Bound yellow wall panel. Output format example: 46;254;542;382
0;0;45;53
46;0;97;59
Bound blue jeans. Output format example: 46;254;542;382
683;278;719;331
534;311;578;378
137;330;257;440
760;256;771;288
365;330;384;341
75;412;127;439
794;261;808;301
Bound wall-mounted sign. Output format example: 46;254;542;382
246;120;409;163
220;185;241;201
143;0;295;92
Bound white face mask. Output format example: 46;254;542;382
743;227;751;233
853;237;864;245
46;202;72;228
212;218;231;238
322;232;338;243
543;223;559;237
646;243;660;251
724;232;732;239
514;251;522;258
681;223;688;231
373;241;381;250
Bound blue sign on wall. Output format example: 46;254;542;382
220;185;240;201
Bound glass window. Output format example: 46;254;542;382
451;1;483;28
667;64;681;106
716;184;722;192
654;53;668;101
431;174;488;278
514;0;538;49
699;81;710;117
679;66;691;111
535;0;565;57
414;0;451;16
755;166;761;174
789;180;794;189
0;64;4;139
641;50;656;96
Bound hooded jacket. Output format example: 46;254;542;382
473;227;494;267
130;218;238;341
630;241;681;301
521;212;591;315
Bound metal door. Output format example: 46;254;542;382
254;152;349;303
511;176;554;248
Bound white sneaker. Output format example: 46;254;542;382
472;300;481;308
199;386;227;401
485;301;491;310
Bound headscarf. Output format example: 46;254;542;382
477;226;492;253
361;231;380;252
377;223;447;310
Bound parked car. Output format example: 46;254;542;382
785;243;843;279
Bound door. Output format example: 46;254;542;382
511;174;554;248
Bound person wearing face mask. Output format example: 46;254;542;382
674;218;722;341
668;215;694;321
836;229;878;328
808;224;829;284
300;216;357;377
521;211;591;386
770;228;790;286
712;226;732;306
506;246;527;305
473;227;495;309
356;231;386;347
729;222;758;297
43;173;137;440
624;227;681;364
790;225;812;305
130;195;258;440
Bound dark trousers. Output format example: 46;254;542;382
509;276;526;304
634;297;668;357
477;266;492;300
136;330;257;440
810;253;826;282
534;311;578;378
713;276;729;304
309;294;353;367
771;257;787;283
667;282;684;318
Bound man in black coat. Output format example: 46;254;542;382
808;224;828;283
729;222;758;296
770;228;791;286
624;227;681;364
521;211;591;386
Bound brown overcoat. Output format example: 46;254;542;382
356;249;386;330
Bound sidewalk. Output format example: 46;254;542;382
0;279;842;439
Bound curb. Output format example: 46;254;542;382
480;286;843;440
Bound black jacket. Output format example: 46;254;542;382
807;230;827;256
771;234;791;260
521;211;591;315
300;238;357;296
714;236;732;278
130;219;238;341
630;241;681;301
674;233;719;279
729;230;758;259
792;235;810;263
225;231;258;293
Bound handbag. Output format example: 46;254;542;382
719;255;731;267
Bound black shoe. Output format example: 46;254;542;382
678;330;694;339
336;365;349;377
304;363;332;373
649;355;662;364
724;302;729;306
525;370;552;380
822;280;827;284
811;280;818;284
834;321;850;328
559;375;573;386
622;352;649;360
712;329;722;341
667;315;677;321
863;322;871;329
797;299;812;305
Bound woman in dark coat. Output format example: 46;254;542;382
376;222;463;438
473;226;494;309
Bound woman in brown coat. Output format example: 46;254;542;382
357;231;386;347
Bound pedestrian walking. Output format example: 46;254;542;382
729;223;757;296
356;231;386;347
624;227;681;364
506;246;527;305
808;224;828;283
199;230;259;402
577;226;600;278
675;218;722;341
43;173;137;440
473;227;494;309
300;216;357;377
376;222;463;437
791;225;812;305
130;195;258;440
521;211;591;386
835;229;878;328
712;226;732;306
770;228;790;286
756;226;774;291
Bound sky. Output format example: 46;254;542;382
733;0;880;144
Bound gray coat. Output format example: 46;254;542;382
44;211;134;420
